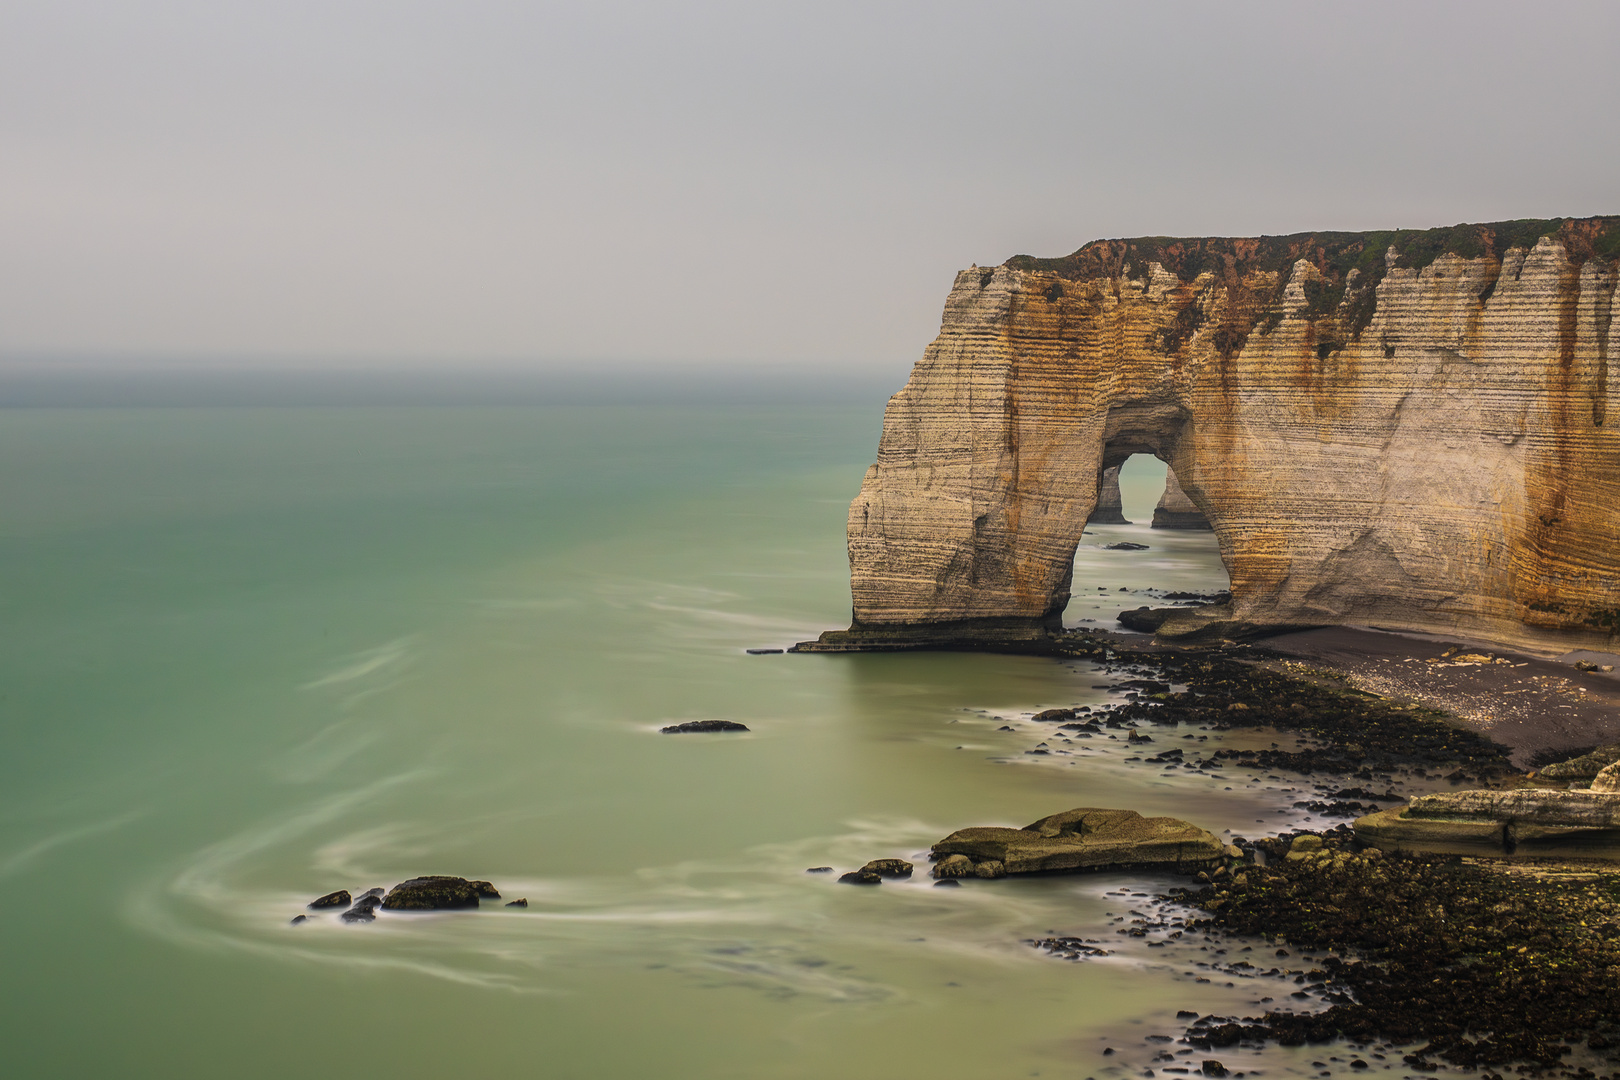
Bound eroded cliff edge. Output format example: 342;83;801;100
821;218;1620;655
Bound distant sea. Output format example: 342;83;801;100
0;369;1347;1080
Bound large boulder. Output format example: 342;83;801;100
1404;789;1620;828
1538;745;1620;781
931;807;1223;875
380;876;500;910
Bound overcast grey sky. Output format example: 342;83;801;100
2;1;1616;374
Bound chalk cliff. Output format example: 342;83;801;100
823;218;1620;655
1087;466;1130;525
1152;468;1211;530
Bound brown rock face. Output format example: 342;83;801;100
1087;465;1130;524
831;218;1620;654
1152;468;1211;530
930;807;1223;874
1406;789;1620;828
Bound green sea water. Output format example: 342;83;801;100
1;400;1356;1079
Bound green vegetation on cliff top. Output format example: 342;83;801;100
1006;216;1620;283
1002;216;1618;349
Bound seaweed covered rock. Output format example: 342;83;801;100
1183;836;1620;1069
932;808;1222;875
307;890;351;909
1538;744;1620;780
380;876;499;910
859;859;913;878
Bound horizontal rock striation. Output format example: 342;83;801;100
827;218;1620;654
1405;787;1620;828
1152;467;1212;530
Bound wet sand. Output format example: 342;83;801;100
1262;627;1620;768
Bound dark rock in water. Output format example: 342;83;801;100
1033;708;1078;722
932;853;974;879
1201;1060;1228;1076
837;869;882;885
468;880;501;899
805;866;833;873
358;887;385;900
289;914;308;925
933;878;960;888
1104;541;1150;551
660;720;750;733
307;889;351;909
859;859;913;878
343;895;382;921
1127;729;1153;743
1118;606;1172;632
381;876;487;910
745;648;784;655
505;898;528;907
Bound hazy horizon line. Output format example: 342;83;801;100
0;360;912;408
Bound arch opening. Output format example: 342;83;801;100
1064;431;1232;635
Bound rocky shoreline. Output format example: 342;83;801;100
1177;832;1620;1073
861;629;1620;1076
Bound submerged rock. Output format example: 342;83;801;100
660;720;750;733
837;869;882;885
307;889;351;909
504;898;528;908
931;808;1223;875
289;914;307;925
380;876;490;910
1104;542;1150;551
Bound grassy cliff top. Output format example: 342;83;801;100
1006;216;1620;283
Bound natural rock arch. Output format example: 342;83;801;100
821;218;1620;655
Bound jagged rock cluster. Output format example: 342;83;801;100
828;218;1620;654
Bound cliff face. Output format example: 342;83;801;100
1087;466;1130;525
838;218;1620;655
1152;468;1210;530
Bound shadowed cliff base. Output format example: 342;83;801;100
837;216;1620;658
796;622;1620;766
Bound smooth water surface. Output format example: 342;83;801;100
0;404;1327;1080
